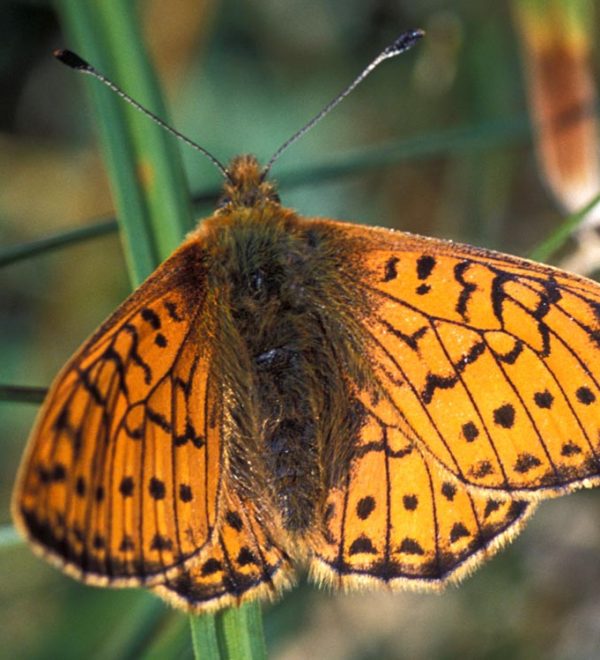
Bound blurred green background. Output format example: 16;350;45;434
2;1;600;658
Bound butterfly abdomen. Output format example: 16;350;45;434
205;208;374;535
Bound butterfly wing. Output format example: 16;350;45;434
153;487;294;613
12;235;223;586
311;405;534;589
311;221;600;587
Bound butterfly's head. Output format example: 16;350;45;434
218;155;281;211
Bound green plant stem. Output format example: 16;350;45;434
529;192;600;261
0;385;47;404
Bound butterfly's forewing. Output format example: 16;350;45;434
12;235;223;586
360;227;600;493
310;221;600;587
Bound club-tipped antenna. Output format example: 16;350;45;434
262;28;425;178
53;49;229;180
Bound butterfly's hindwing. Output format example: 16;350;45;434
310;404;534;588
153;489;294;612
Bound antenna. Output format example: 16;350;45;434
262;28;425;178
53;49;229;180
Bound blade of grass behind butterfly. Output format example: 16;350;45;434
528;191;600;262
90;0;192;258
216;602;267;659
55;0;156;283
53;2;265;658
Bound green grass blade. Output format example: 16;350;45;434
56;0;159;283
190;603;268;660
529;192;600;262
190;614;221;660
93;1;192;259
276;116;530;186
0;218;117;268
215;604;267;660
0;385;47;404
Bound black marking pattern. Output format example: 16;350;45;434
14;237;230;587
383;256;400;282
362;241;600;499
18;212;600;604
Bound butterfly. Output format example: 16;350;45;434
11;31;600;614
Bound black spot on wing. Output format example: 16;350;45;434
141;307;161;330
471;461;494;478
449;522;470;543
383;256;399;282
514;453;542;474
441;482;456;501
51;463;66;481
226;511;244;532
398;538;424;555
462;421;479;442
179;484;193;502
356;496;376;520
147;408;172;433
163;301;183;322
120;536;135;552
493;404;515;429
93;534;105;550
576;387;595;405
119;476;134;497
154;333;168;348
483;499;500;518
454;261;478;320
149;477;166;500
75;476;86;497
417;255;436;280
534;390;554;409
237;547;258;566
561;441;582;457
201;558;222;576
150;534;173;551
349;535;377;555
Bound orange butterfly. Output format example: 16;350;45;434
12;31;600;614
